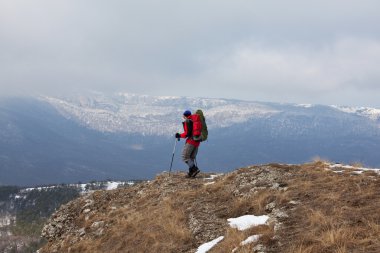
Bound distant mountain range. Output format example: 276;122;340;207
1;93;380;186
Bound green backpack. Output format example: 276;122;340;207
195;109;208;142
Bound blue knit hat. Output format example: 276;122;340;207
183;110;191;116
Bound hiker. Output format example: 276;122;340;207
175;110;201;178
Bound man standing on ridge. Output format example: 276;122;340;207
175;110;201;178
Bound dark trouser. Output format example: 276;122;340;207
182;143;198;168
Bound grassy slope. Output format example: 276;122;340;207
40;162;380;253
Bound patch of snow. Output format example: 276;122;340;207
80;184;87;191
204;174;223;180
358;167;380;173
196;236;224;253
228;215;269;231
329;164;355;169
241;235;260;245
328;163;380;174
106;182;121;190
232;235;261;252
352;168;380;174
204;182;215;186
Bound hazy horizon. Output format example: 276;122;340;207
1;90;380;109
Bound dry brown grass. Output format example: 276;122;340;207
69;198;193;253
40;163;380;253
228;189;290;217
278;162;380;253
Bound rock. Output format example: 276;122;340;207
272;208;289;220
91;221;105;229
78;228;86;237
94;228;104;236
274;222;282;232
253;244;266;253
265;202;276;212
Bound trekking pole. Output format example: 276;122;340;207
169;138;179;175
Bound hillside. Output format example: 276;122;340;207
2;94;380;186
0;181;139;253
40;162;380;253
41;93;380;135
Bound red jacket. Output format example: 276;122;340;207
180;117;200;148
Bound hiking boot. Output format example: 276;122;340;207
187;166;197;178
191;167;200;178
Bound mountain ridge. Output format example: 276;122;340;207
1;94;380;186
40;93;380;135
38;162;380;253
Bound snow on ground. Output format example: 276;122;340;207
228;215;269;231
232;235;261;252
204;174;223;180
329;164;355;169
195;214;267;252
241;235;261;246
106;181;121;190
328;163;380;174
351;168;380;174
195;236;224;253
203;173;223;186
80;184;87;191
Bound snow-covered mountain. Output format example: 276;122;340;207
40;93;380;136
41;93;279;135
331;105;380;122
1;93;380;186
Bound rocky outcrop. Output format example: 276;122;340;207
39;164;295;253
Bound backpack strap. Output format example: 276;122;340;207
182;118;193;138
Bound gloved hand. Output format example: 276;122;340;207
175;133;181;139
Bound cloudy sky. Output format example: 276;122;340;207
1;0;379;107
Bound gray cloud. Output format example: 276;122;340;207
192;37;380;102
1;0;380;106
